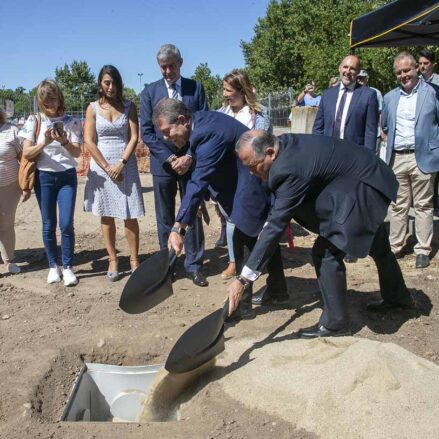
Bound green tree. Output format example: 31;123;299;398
55;60;96;111
241;0;413;95
191;63;223;110
124;87;140;109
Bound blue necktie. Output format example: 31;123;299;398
170;83;179;100
333;87;348;139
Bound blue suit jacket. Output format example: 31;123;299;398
312;84;379;152
382;80;439;174
176;111;271;233
140;77;208;176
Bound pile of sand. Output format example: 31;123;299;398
217;337;439;438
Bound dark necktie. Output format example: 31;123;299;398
170;83;179;100
333;87;348;139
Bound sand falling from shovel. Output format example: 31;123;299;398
136;358;216;422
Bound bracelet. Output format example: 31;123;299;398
236;275;251;288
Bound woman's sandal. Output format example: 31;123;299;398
130;257;140;273
107;258;120;282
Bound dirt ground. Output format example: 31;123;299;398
1;172;439;439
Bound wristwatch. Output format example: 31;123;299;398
118;158;127;165
236;275;251;288
171;226;186;236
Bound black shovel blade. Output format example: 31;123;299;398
119;249;174;314
165;302;228;374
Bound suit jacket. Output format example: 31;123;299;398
312;83;379;152
140;77;208;176
246;134;398;272
174;111;272;232
382;80;439;173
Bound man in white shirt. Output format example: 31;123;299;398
382;52;439;269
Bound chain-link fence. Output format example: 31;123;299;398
259;88;295;128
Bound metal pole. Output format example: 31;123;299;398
137;73;143;93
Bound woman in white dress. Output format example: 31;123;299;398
84;65;144;281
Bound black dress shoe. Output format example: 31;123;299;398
224;308;256;323
344;255;358;263
187;271;209;287
415;254;430;269
252;289;290;306
297;324;351;339
366;299;415;312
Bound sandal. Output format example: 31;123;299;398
107;258;120;282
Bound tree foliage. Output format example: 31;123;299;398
241;0;429;95
191;63;223;110
55;60;96;111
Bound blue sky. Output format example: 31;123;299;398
1;0;269;93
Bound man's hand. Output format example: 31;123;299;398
171;156;192;175
168;231;184;256
225;278;245;316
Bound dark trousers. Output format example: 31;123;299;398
312;223;410;330
34;168;77;268
152;174;204;272
233;227;287;314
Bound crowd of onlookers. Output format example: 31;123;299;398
1;44;438;292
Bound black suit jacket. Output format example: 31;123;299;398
246;134;398;272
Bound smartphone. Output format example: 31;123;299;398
53;121;64;136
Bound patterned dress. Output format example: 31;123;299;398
83;101;145;219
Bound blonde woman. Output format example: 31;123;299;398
217;69;272;279
19;80;82;286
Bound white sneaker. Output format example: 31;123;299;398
47;266;62;284
7;262;21;274
62;267;78;287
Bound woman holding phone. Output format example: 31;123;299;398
19;79;82;286
83;65;144;281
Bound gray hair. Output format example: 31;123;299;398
236;130;279;158
152;98;192;125
394;52;416;69
156;44;182;62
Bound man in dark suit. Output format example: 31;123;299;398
312;54;379;264
153;99;287;320
140;44;208;286
226;130;414;338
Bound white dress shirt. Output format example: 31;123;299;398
335;82;355;139
394;79;420;151
165;77;182;101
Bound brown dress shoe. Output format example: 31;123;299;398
221;262;236;280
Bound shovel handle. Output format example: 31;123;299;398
168;248;177;267
222;299;229;320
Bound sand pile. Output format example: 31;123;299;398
217;337;439;439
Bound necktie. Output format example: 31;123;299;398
333;87;348;139
170;83;179;100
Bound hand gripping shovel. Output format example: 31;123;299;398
119;248;177;314
165;300;229;373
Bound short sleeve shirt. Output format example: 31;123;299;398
0;123;22;187
19;114;82;172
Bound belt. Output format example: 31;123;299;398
394;149;415;154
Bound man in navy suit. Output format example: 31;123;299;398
153;99;287;320
226;130;413;338
140;44;209;286
382;52;439;269
312;54;379;264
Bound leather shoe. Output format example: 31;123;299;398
187;271;209;287
297;324;351;339
252;289;290;306
225;308;256;323
415;254;430;269
344;255;358;263
367;298;415;312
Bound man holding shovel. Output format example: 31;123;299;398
226;130;414;338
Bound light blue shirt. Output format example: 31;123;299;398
394;80;420;151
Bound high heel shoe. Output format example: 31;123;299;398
130;257;140;273
107;258;120;282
